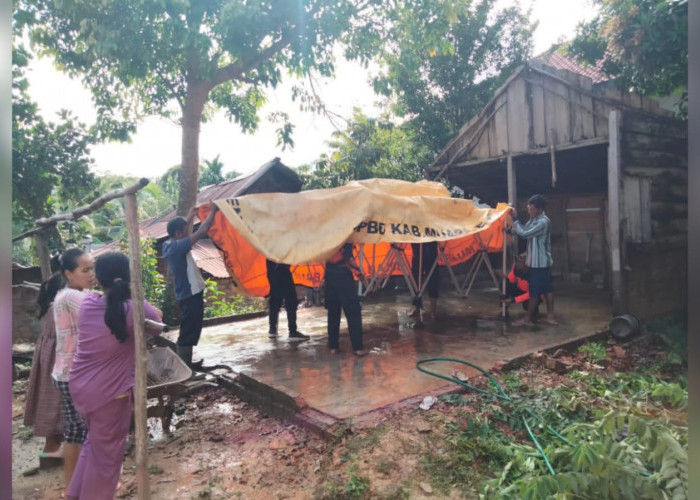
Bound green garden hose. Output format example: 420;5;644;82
415;357;571;476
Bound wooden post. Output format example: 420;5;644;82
501;226;507;318
550;144;557;188
34;229;52;280
607;111;623;314
507;154;516;205
504;154;517;319
124;193;150;500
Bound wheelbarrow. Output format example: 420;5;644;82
146;346;192;433
144;320;192;433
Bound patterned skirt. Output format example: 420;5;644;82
23;314;63;437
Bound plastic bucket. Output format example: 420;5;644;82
609;314;641;340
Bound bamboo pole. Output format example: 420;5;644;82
124;192;150;500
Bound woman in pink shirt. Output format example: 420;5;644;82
67;252;162;500
52;248;95;492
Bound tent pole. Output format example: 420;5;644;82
394;245;417;297
358;243;364;296
462;252;483;298
437;244;462;294
124;193;150;500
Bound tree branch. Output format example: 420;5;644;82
12;178;150;243
213;1;327;86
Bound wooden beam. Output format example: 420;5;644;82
443;137;608;170
607;110;623;314
13;178;150;243
125;193;150;500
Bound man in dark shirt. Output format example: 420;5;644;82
162;202;218;367
325;243;367;356
266;259;309;341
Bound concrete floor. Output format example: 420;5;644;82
188;280;611;421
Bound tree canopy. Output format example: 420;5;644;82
567;0;687;116
12;44;97;233
369;0;535;153
300;109;433;189
16;0;383;218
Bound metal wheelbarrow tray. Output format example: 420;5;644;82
146;346;192;433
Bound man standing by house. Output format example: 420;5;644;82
162;202;219;367
508;194;558;326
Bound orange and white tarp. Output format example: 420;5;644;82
199;178;510;297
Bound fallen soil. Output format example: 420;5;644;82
12;332;685;499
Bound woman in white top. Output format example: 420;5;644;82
52;248;95;495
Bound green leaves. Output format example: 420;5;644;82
12;44;97;240
567;0;688;117
299;109;433;189
203;279;262;319
368;0;535;153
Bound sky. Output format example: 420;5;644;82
25;0;597;180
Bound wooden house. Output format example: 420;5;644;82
429;58;687;319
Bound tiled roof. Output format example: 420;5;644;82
533;50;609;84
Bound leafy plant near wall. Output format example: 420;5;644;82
578;342;608;364
203;279;262;319
117;237;165;307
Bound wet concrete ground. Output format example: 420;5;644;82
187;280;611;420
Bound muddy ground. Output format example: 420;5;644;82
12;332;685;500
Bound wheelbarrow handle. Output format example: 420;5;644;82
144;319;170;333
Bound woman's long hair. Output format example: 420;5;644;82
95;252;131;343
37;272;65;319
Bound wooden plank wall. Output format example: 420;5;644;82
447;67;622;166
619;110;687;318
435;63;677;178
621;111;688;242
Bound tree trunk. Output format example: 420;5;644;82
35;229;52;280
177;81;211;220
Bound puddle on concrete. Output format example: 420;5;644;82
190;281;611;419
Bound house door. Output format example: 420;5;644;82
564;194;607;282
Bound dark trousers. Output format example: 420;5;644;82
504;282;540;314
267;262;298;334
325;265;363;351
177;291;204;346
411;242;440;308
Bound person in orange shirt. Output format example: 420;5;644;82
497;253;540;316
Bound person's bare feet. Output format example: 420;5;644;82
543;316;559;325
511;318;535;327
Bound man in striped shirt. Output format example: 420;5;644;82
508;194;558;326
